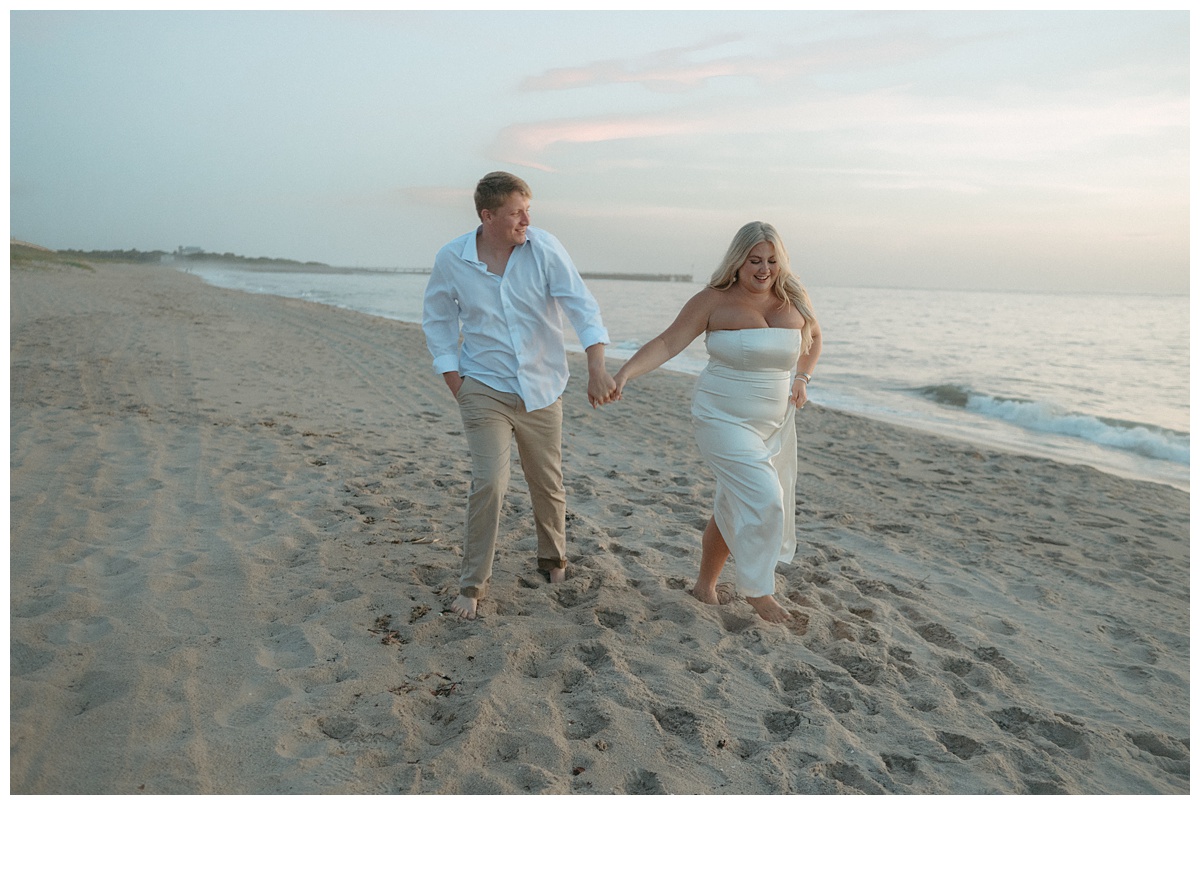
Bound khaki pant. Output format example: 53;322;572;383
455;377;566;599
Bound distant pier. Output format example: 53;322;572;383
360;268;693;282
356;267;432;275
581;272;693;283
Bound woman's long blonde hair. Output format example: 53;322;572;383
709;221;817;354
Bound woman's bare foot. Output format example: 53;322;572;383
450;594;479;620
745;594;791;623
690;581;734;606
548;566;566;583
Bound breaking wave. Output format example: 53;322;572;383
916;385;1189;465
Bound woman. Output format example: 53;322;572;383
603;222;821;623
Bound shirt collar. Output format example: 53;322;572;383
460;226;484;266
461;225;532;267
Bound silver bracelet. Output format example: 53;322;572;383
797;372;811;383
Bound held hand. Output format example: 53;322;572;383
610;373;627;403
594;372;626;407
444;372;464;398
587;367;618;409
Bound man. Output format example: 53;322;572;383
422;171;615;620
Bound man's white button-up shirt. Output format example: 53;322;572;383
422;226;610;412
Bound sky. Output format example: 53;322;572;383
8;8;1191;293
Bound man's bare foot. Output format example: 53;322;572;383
745;594;791;623
548;566;566;583
450;594;479;620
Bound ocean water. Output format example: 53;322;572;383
186;265;1190;491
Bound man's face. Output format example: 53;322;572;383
482;192;531;248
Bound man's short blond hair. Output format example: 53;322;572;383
474;171;532;219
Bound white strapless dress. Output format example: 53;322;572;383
691;328;802;598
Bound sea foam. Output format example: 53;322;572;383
917;385;1189;464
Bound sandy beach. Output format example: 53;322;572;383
9;259;1190;797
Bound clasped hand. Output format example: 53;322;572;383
588;369;620;408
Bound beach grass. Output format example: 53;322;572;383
10;241;94;271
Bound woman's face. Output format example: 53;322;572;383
737;241;777;295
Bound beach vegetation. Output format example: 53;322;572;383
9;242;94;271
10;241;336;274
60;248;168;265
170;250;332;271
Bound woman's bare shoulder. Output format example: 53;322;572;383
688;286;727;305
665;287;725;334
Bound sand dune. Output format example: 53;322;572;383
9;261;1189;797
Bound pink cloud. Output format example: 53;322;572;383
522;35;748;93
490;113;718;171
520;31;970;94
488;84;899;170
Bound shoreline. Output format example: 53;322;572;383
177;262;1190;493
10;261;1190;794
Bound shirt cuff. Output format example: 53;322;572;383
432;354;460;375
576;327;611;351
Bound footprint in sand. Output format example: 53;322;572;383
46;615;114;645
881;753;919;785
937;731;984;760
10;639;55;677
595;609;627;630
553;583;597;609
213;675;290;728
915;621;968;651
821;686;855;715
624;768;667;795
1125;731;1189;765
824;761;887;795
255;625;317;670
576;641;611;670
774;664;819;694
563;707;609;741
826;646;885;686
763;709;803;739
653;705;702;741
988;707;1088;757
67;669;135;717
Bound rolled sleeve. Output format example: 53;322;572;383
430;351;460;375
573;322;610;352
542;233;610;350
